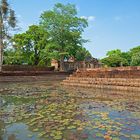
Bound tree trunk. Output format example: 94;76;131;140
60;55;64;71
34;48;39;65
0;10;3;72
0;38;2;72
60;57;63;71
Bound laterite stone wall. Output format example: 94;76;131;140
62;66;140;91
75;66;140;78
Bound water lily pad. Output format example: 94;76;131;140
67;125;76;129
53;135;62;140
28;134;33;138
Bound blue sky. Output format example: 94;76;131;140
11;0;140;58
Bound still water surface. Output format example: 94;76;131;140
0;80;140;140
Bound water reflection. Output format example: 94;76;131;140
2;123;43;140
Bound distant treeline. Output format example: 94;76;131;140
101;46;140;67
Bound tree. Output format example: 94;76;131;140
129;46;140;56
6;3;91;67
40;3;89;68
130;52;140;66
101;49;129;67
101;55;128;67
3;48;23;65
130;46;140;66
101;46;140;67
12;25;48;65
75;47;91;61
120;52;131;65
106;49;122;57
0;0;16;71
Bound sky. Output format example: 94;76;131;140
11;0;140;58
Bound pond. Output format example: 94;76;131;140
0;79;140;140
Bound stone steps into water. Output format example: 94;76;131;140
64;77;140;87
71;67;140;78
62;78;140;91
62;82;140;92
62;67;140;91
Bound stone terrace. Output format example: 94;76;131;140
62;66;140;92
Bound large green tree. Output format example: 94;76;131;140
12;25;48;65
7;3;91;66
0;0;16;71
40;3;88;68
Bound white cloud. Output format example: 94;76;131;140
81;16;96;21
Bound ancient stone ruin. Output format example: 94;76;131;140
62;66;140;92
51;56;102;72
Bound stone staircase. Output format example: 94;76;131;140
62;67;140;92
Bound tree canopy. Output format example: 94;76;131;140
4;3;91;66
12;25;48;65
2;2;140;68
130;46;140;66
101;46;140;67
40;3;88;58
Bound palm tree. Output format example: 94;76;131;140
0;0;16;72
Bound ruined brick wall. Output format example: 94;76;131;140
2;65;55;71
62;66;140;91
75;66;140;78
62;61;101;72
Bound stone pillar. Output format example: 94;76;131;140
51;59;59;71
